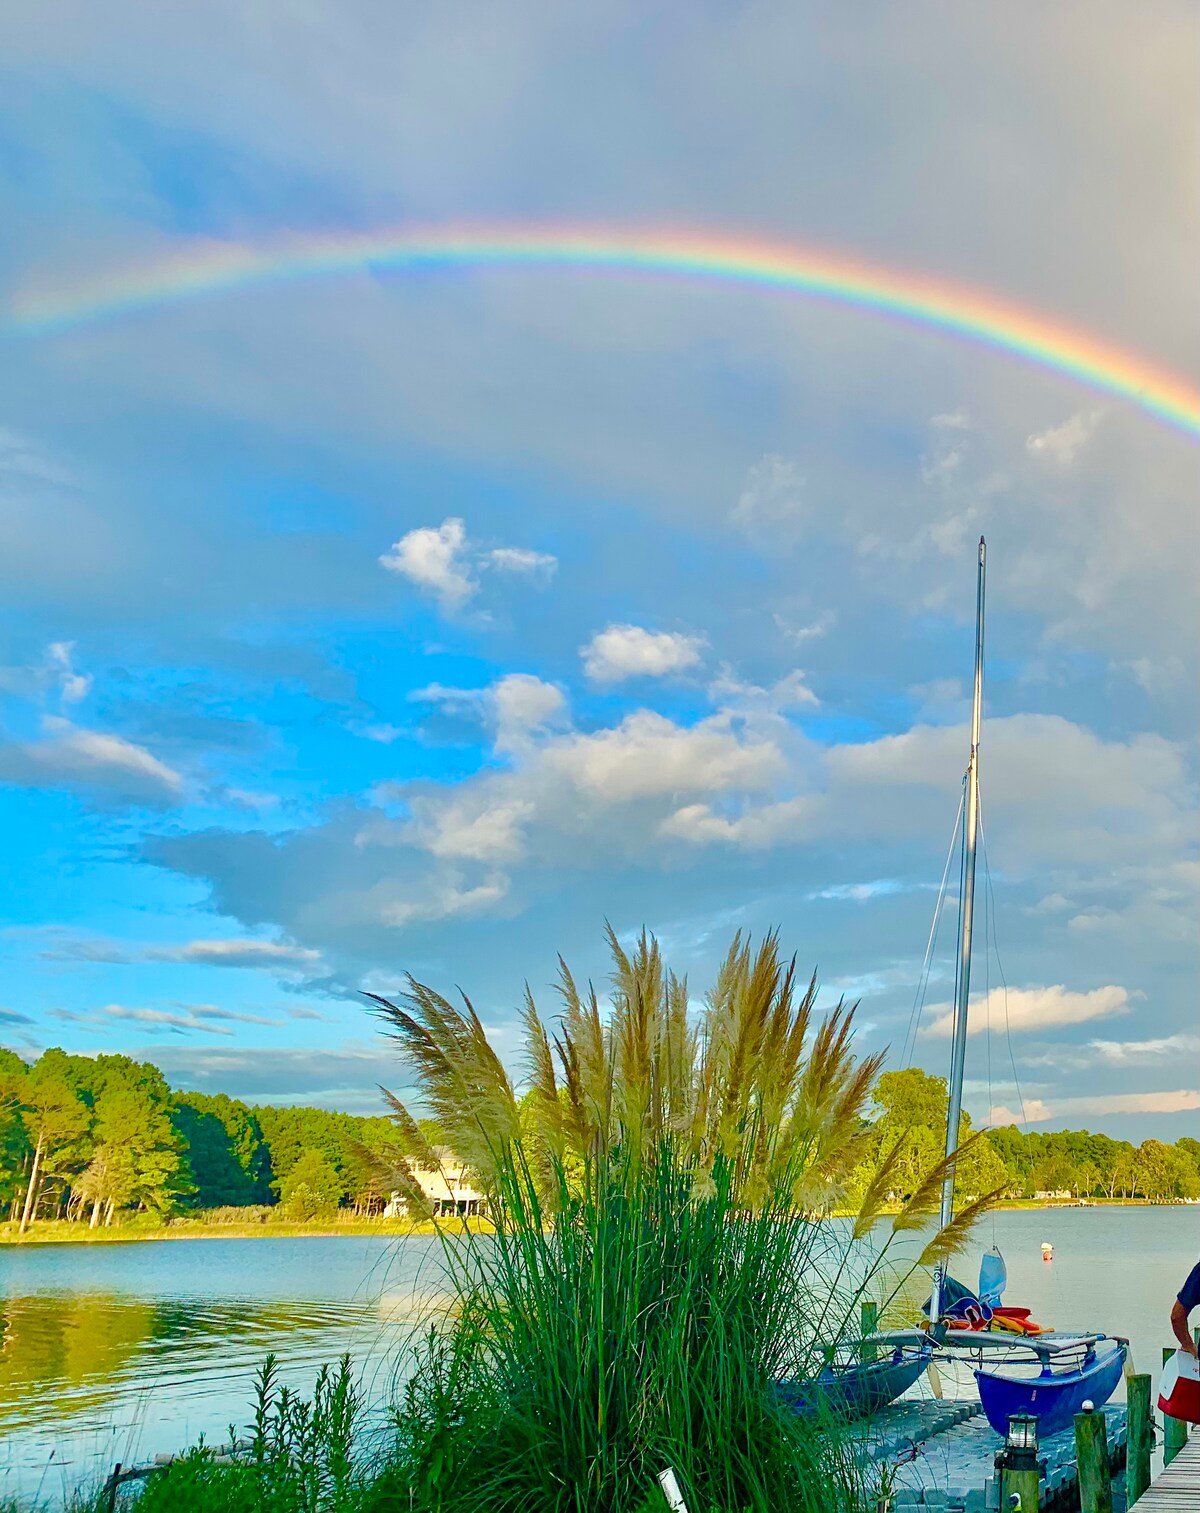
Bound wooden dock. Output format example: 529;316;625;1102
1140;1425;1199;1510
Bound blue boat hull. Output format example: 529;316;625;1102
779;1349;931;1420
975;1341;1126;1439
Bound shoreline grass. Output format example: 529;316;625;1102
2;1196;1181;1247
0;1216;493;1245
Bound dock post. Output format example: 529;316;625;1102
1074;1404;1113;1513
1125;1373;1152;1507
999;1462;1040;1511
861;1300;879;1362
1162;1346;1190;1466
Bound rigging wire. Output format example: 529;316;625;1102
982;798;996;1244
901;779;967;1069
978;807;1028;1132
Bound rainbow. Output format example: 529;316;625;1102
8;224;1198;438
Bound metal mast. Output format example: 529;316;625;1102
930;536;986;1326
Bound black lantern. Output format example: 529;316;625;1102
1004;1413;1039;1470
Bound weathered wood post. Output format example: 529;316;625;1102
1074;1404;1113;1513
998;1415;1041;1513
1162;1346;1190;1466
999;1460;1040;1511
861;1300;879;1363
1124;1372;1152;1507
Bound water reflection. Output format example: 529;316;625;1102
0;1212;1192;1505
0;1237;437;1502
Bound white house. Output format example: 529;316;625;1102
384;1148;487;1219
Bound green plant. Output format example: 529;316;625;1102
130;1353;365;1513
374;928;997;1513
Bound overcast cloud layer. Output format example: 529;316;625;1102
1;2;1196;1134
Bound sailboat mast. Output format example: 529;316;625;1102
931;537;986;1324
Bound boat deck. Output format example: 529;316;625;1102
1139;1425;1198;1511
856;1396;1128;1510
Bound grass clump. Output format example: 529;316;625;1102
372;927;996;1513
122;1354;367;1513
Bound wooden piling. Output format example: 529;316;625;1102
1075;1406;1113;1513
1125;1372;1153;1507
1162;1346;1190;1466
861;1301;879;1363
1000;1462;1040;1512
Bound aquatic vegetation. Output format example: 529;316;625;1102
372;928;995;1513
109;1354;368;1513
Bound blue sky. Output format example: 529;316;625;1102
0;3;1196;1136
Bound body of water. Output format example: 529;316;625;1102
0;1234;446;1505
0;1208;1195;1504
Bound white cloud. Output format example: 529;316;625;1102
921;440;967;487
0;717;182;797
708;667;819;710
1088;1033;1200;1065
989;1089;1200;1125
731;454;807;542
1026;410;1101;466
147;938;322;969
380;519;557;612
773;608;836;644
412;794;535;864
548;709;782;802
659;795;816;848
487;546;558;579
380;517;475;609
383;875;510;925
409;672;566;752
359;723;404;744
491;673;568;751
922;983;1130;1038
51;1003;245;1037
581;624;706;683
47;641;91;703
225;787;279;810
809;879;906;902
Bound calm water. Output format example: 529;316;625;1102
1;1209;1196;1503
0;1234;448;1505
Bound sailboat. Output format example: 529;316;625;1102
928;538;1128;1437
783;539;1126;1429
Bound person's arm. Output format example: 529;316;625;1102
1171;1298;1198;1355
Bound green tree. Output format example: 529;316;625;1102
1132;1139;1173;1200
86;1085;188;1221
1176;1137;1200;1180
1166;1145;1200;1200
173;1093;274;1207
0;1049;32;1218
871;1068;963;1134
277;1149;344;1221
958;1133;1011;1198
17;1050;92;1232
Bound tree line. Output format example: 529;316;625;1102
3;1050;1197;1231
850;1068;1200;1204
0;1047;402;1229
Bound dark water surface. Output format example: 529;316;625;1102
1;1208;1195;1504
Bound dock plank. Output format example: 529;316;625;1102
1140;1425;1200;1509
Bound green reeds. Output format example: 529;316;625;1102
373;927;997;1513
122;1354;366;1513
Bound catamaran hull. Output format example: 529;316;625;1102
779;1350;931;1420
975;1341;1126;1439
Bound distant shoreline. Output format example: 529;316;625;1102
0;1217;494;1245
2;1198;1190;1246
